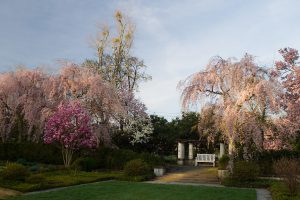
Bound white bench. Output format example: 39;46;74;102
195;154;215;167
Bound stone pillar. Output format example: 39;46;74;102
188;143;194;160
177;142;185;165
220;143;225;158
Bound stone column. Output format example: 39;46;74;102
188;143;194;160
177;142;185;165
220;143;225;158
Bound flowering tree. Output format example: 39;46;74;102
179;54;281;166
44;101;97;167
275;47;300;125
264;47;300;149
0;68;55;142
57;63;123;145
0;65;122;144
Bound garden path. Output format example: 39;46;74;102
0;187;21;199
153;166;220;185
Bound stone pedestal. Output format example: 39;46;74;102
154;167;166;177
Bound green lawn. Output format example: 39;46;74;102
10;181;256;200
0;170;123;192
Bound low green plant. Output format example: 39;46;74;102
124;159;151;177
1;162;30;181
26;174;46;184
233;161;259;181
218;155;230;170
270;181;300;200
72;157;97;172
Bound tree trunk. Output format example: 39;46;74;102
228;138;235;173
62;147;73;168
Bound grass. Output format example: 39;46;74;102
0;170;123;192
10;181;256;200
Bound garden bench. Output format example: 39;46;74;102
195;154;215;167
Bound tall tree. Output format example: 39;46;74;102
83;11;153;145
179;54;281;164
84;10;151;92
272;47;300;148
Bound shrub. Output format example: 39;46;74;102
138;152;165;168
28;165;41;173
233;161;259;181
256;150;300;176
72;157;97;172
2;162;29;181
218;155;230;170
124;159;151;176
26;174;46;184
273;158;299;196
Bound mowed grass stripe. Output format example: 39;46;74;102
10;181;256;200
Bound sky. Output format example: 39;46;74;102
0;0;300;120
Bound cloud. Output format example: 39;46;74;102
1;0;300;120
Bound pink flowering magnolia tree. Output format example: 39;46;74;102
44;101;97;167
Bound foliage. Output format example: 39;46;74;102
124;159;151;177
10;181;256;200
256;150;300;176
25;174;46;184
274;158;300;196
270;181;300;200
1;163;29;181
218;155;230;170
44;101;97;167
72;157;97;172
232;161;260;181
86;147;163;170
222;177;274;188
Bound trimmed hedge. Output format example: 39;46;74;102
0;143;63;164
0;143;164;171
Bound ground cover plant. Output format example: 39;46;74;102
270;181;300;200
10;181;256;200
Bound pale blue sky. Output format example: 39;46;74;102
1;0;300;119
